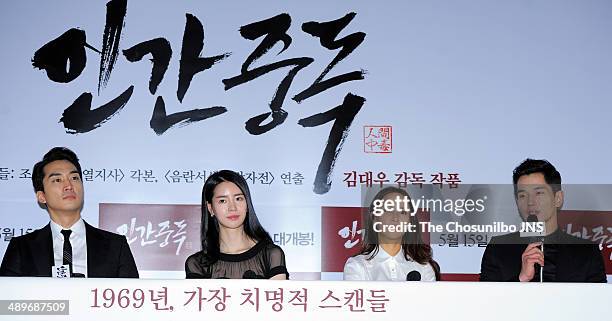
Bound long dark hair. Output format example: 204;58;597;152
357;186;441;280
199;170;272;265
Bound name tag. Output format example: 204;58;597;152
52;265;71;278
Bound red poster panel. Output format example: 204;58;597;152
99;203;201;271
559;210;612;275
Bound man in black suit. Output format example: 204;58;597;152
0;147;139;278
480;159;606;282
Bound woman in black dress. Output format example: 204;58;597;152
185;170;288;279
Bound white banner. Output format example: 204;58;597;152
1;0;611;279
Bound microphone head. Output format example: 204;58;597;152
523;214;545;243
406;270;421;281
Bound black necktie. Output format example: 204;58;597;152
61;229;73;268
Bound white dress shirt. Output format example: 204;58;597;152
343;247;436;281
50;218;88;277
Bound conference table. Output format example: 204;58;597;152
0;278;608;320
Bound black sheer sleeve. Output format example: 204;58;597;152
264;243;289;279
185;251;210;279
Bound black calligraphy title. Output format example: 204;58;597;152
32;0;367;194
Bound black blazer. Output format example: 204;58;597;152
0;221;139;278
480;231;606;282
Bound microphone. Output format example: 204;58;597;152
406;270;421;281
525;215;544;243
526;214;543;282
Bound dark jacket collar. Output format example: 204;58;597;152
31;224;54;276
84;221;112;277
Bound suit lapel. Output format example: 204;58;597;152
85;222;109;277
29;224;53;277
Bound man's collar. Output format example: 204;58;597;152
50;217;85;237
544;227;563;243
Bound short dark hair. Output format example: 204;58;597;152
512;158;561;194
32;147;82;192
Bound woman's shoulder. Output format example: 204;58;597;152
260;240;286;255
343;254;370;280
185;250;205;262
256;240;285;265
257;240;288;276
411;259;435;271
344;254;371;269
185;251;211;278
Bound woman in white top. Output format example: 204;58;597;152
343;186;440;281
